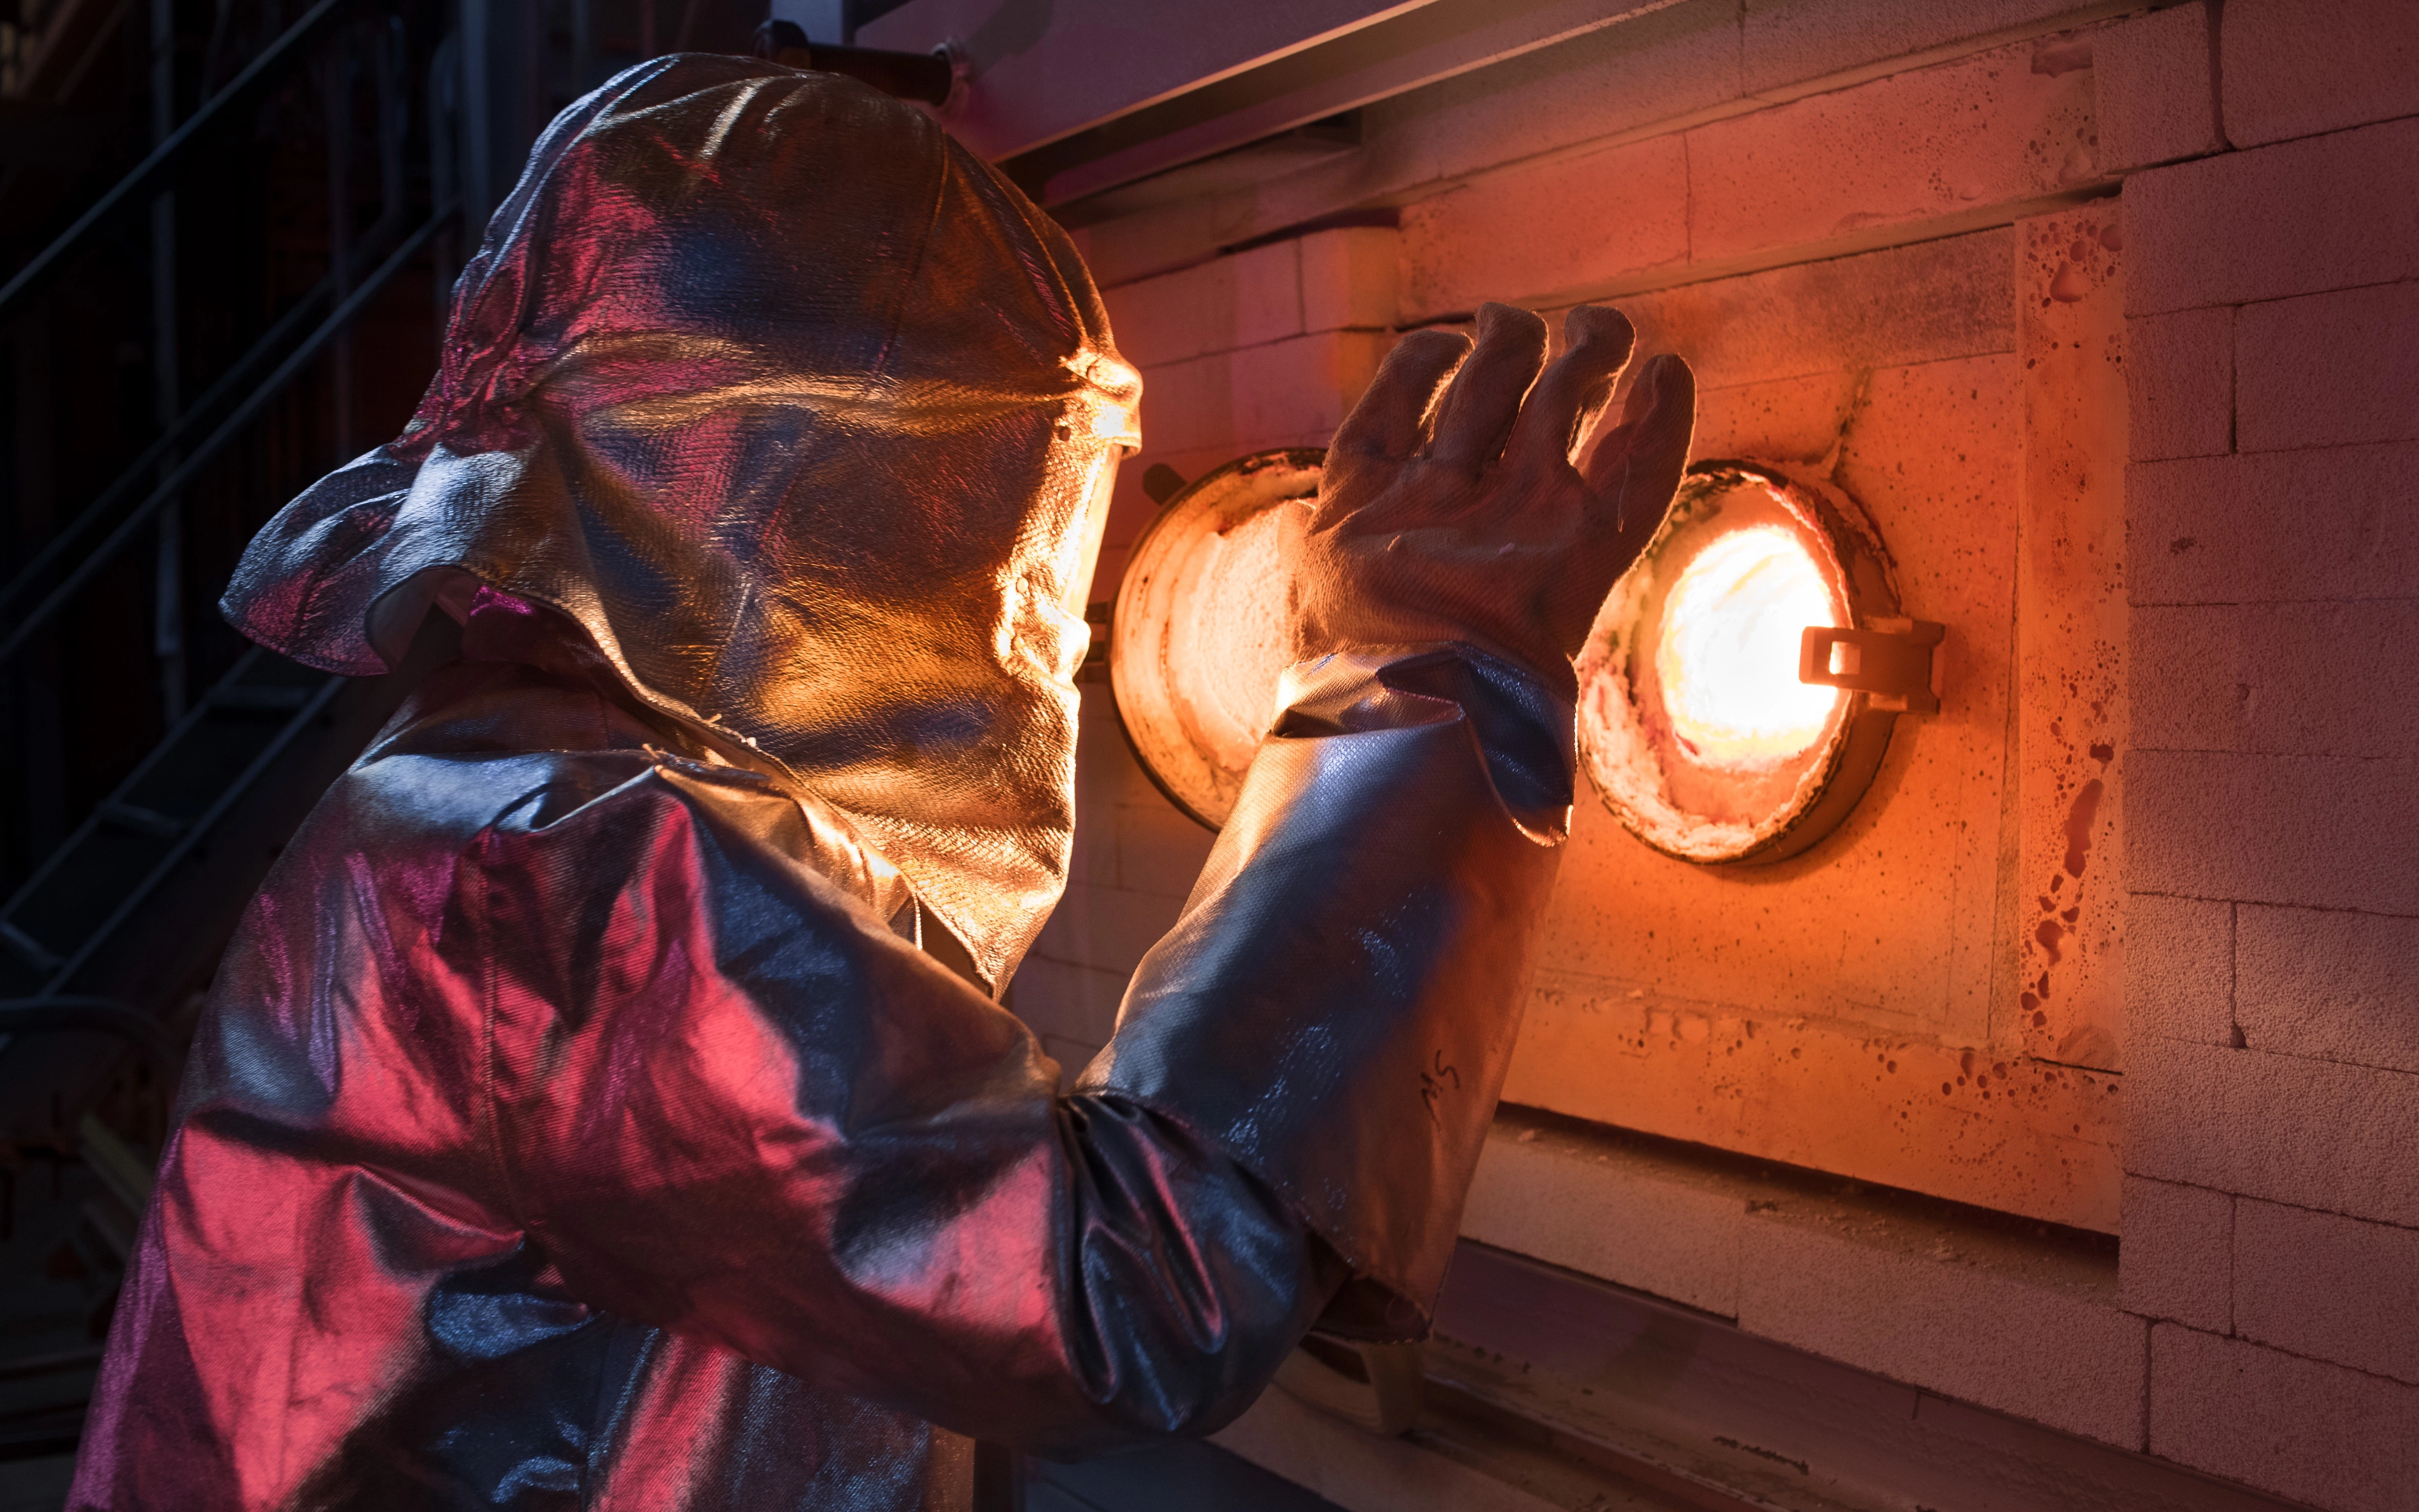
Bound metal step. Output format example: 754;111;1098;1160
0;922;61;975
93;803;186;841
0;646;343;1001
204;684;316;713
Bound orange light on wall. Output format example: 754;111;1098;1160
1111;450;1323;827
1576;461;1942;865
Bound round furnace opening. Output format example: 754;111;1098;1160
1110;449;1323;828
1655;524;1842;767
1576;460;1930;866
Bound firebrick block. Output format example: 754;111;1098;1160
2235;281;2419;453
1102;239;1304;368
1399;134;1687;322
2120;892;2232;1049
2128;444;2419;606
2127;749;2419;914
2235;1198;2419;1385
1737;1212;2144;1447
2237;906;2419;1078
1740;0;2085;97
2118;1175;2232;1333
2132;602;2419;759
2129;1040;2419;1230
2095;2;2221;175
1687;40;2095;270
2125;305;2231;461
2222;0;2419;151
2126;118;2419;314
1296;227;1399;337
2149;1323;2419;1512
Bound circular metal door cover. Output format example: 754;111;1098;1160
1110;449;1324;829
1575;459;1941;866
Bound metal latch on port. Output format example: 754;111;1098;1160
1799;617;1945;715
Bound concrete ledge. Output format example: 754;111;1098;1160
1461;1106;2143;1446
1213;1235;2315;1512
1213;1389;1560;1512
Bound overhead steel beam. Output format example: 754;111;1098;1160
863;0;1688;212
1028;0;1689;210
857;0;1444;162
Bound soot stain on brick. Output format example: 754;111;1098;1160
2062;778;2105;878
2033;921;2066;973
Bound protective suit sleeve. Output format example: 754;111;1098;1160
489;645;1564;1455
1079;643;1569;1330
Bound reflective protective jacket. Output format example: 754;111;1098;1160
69;54;1573;1511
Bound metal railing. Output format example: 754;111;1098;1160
0;209;452;665
0;0;812;1058
0;0;366;328
0;0;475;1043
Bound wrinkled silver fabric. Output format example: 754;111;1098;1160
70;54;1574;1512
220;52;1138;989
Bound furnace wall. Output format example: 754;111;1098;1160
1006;3;2419;1507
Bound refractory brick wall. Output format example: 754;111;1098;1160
2115;2;2419;1506
1011;3;2419;1508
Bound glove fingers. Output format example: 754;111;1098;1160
1426;303;1547;468
1330;329;1470;461
1507;305;1636;474
1581;353;1697;556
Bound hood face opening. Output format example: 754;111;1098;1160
1653;524;1842;769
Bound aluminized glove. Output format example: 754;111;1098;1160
1293;301;1696;698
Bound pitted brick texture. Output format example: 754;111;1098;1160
2235;281;2419;453
2119;1177;2232;1332
2127;445;2419;606
2094;3;2220;174
2149;1325;2419;1512
2132;602;2419;758
2129;1041;2419;1230
2121;894;2232;1048
2234;1200;2419;1386
2236;908;2419;1077
2124;118;2419;314
2127;750;2419;914
2125;305;2231;461
2222;0;2419;150
1738;1215;2143;1446
1740;0;2086;95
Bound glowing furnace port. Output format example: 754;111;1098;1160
1112;453;1938;848
1576;461;1940;866
1655;526;1842;767
1111;450;1323;828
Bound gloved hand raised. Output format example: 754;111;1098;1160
1292;302;1696;699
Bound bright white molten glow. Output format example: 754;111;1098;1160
1655;526;1842;766
1167;505;1299;775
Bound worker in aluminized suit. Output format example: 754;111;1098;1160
68;53;1693;1512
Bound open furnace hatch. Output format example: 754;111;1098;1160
1110;454;1939;856
1109;450;1323;828
1576;461;1941;864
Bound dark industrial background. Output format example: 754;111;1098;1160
0;0;767;1479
